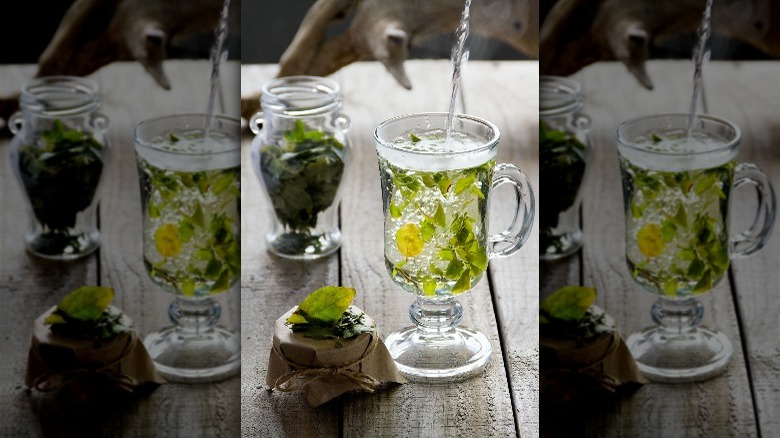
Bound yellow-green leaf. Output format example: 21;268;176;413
389;203;402;219
637;223;664;258
51;286;114;323
541;286;596;322
423;278;437;296
452;270;471;293
44;313;67;325
454;174;475;195
433;204;447;227
286;286;356;325
155;223;183;258
396;223;424;257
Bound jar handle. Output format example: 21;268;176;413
730;162;776;258
487;163;536;259
575;113;592;133
8;111;23;134
249;112;264;135
90;112;110;132
335;114;351;133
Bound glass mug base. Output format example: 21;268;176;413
626;326;732;383
385;326;492;382
25;230;100;261
540;230;582;261
144;326;241;383
266;230;341;260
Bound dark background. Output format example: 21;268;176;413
0;1;241;64
539;0;773;61
240;0;530;64
0;1;773;66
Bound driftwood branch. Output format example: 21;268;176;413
1;0;238;129
540;0;779;89
242;0;538;121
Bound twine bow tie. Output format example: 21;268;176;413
31;334;138;392
272;334;380;393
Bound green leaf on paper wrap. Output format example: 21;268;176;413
541;286;596;322
287;286;356;326
286;286;374;340
46;286;114;324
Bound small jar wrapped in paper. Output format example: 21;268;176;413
267;303;405;407
25;287;164;399
540;286;646;407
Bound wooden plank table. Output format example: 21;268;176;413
240;60;539;437
0;60;241;437
540;60;780;437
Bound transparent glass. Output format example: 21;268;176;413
134;113;241;383
539;76;591;260
8;76;110;260
250;76;351;260
617;113;775;382
375;112;535;381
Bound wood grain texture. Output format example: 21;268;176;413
461;61;540;438
1;60;241;437
702;61;780;437
540;61;759;437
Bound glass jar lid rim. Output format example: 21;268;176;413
20;76;100;115
261;75;341;114
540;76;582;115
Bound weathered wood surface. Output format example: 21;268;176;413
240;60;540;437
541;60;776;437
0;60;241;437
704;61;780;437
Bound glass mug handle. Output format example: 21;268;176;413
730;162;776;258
488;163;535;259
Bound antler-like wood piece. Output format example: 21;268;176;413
541;0;779;89
243;0;538;121
1;0;238;128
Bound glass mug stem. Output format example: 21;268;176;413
488;163;535;259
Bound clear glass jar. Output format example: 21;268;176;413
8;76;110;260
539;76;591;260
250;76;351;259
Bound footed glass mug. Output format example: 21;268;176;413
617;113;775;382
134;114;241;382
375;112;535;381
8;76;110;260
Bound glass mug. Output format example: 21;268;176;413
375;112;535;381
617;113;775;382
134;113;241;382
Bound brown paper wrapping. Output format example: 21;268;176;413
540;306;647;407
266;306;406;406
25;305;165;394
